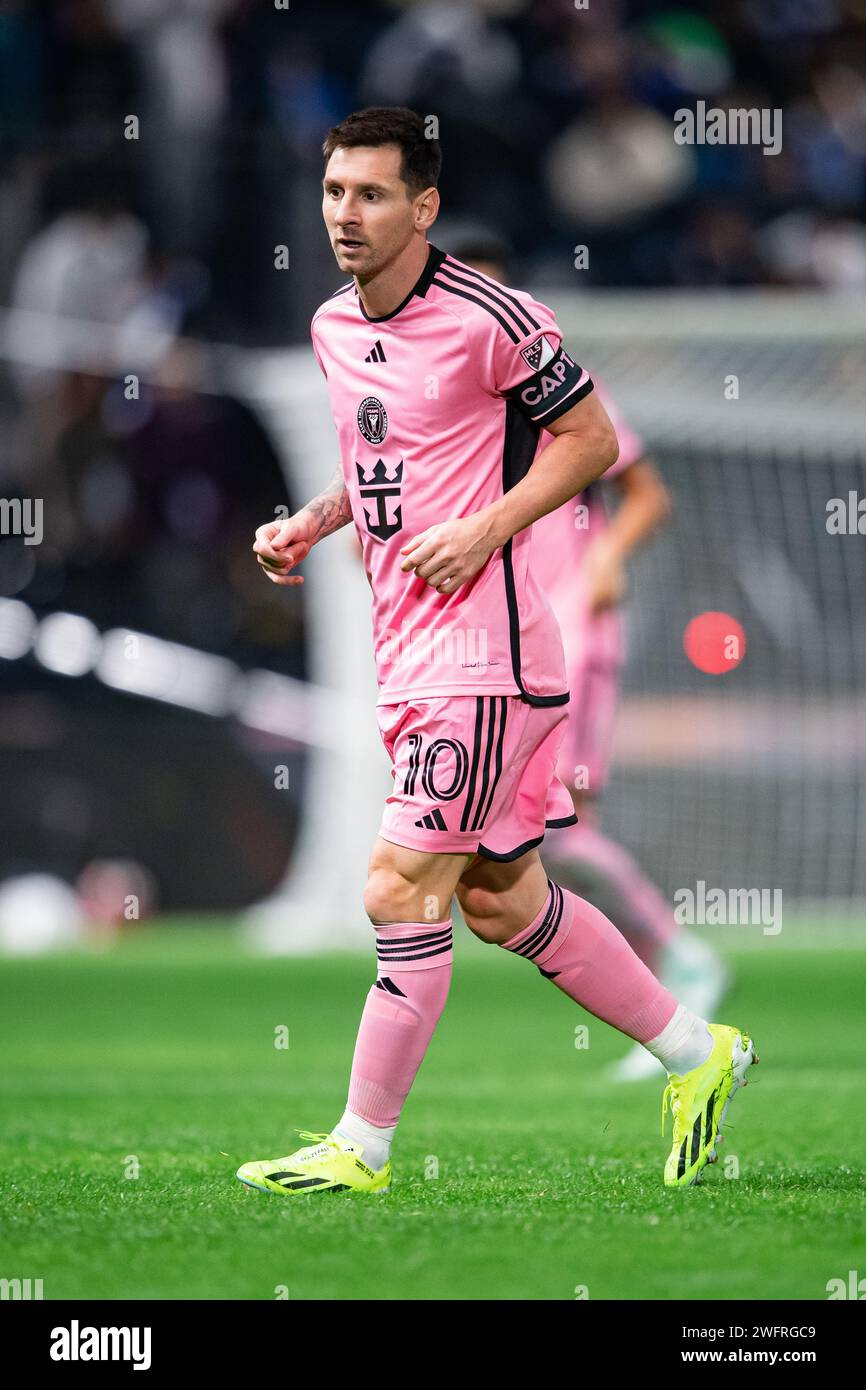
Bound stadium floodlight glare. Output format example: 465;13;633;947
0;595;341;739
33;612;102;677
97;629;239;716
0;598;37;660
237;669;347;749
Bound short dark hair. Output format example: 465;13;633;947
448;233;513;270
322;107;442;195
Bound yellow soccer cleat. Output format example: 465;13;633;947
661;1023;759;1188
236;1130;391;1196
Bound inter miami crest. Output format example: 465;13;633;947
357;396;388;444
356;458;403;541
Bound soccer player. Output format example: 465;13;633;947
240;108;757;1196
450;237;730;1083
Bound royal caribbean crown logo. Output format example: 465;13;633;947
356;458;403;541
357;396;388;444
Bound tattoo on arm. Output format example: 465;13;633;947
304;466;353;542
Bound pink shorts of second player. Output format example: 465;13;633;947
376;694;577;861
555;655;622;796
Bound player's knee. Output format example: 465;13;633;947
363;866;419;924
455;881;507;945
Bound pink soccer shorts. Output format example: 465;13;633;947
552;602;624;798
555;655;621;797
376;694;577;861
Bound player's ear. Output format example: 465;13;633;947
414;186;440;233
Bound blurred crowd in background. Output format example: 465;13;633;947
0;0;864;919
1;0;865;345
3;0;865;647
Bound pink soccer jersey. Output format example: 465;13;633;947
529;384;646;672
310;243;594;707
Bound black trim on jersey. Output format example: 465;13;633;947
476;834;545;863
471;701;498;833
469;697;506;831
436;262;537;337
476;822;578;861
545;813;579;829
432;277;521;343
357;244;447;323
460;698;486;832
413;242;447;297
442;257;541;331
501;400;570;707
375;940;453;963
472;697;507;831
511;880;564;960
376;926;452;951
459;698;507;832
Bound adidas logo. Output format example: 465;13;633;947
414;808;447;830
364;340;386;363
374;976;407;997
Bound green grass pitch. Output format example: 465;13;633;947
1;918;864;1301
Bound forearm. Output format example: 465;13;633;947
483;424;617;550
298;465;353;543
602;459;672;562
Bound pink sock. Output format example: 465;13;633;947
502;881;677;1043
545;820;678;972
346;920;452;1127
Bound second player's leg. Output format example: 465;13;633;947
546;788;678;972
456;849;716;1075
